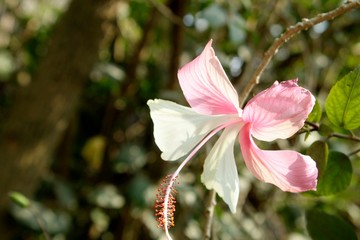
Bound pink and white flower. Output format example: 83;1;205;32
148;40;318;236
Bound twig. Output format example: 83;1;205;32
303;121;360;142
203;190;217;240
328;132;360;142
349;148;360;156
239;0;360;106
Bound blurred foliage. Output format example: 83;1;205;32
0;0;360;239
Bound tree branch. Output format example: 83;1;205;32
239;0;360;105
349;148;360;156
167;0;187;90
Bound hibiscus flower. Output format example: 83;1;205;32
148;40;318;237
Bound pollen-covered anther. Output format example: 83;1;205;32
154;174;178;230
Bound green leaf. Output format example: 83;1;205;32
316;151;352;196
9;192;30;208
325;66;360;130
305;209;357;240
307;141;328;179
307;100;322;123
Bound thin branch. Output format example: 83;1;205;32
239;0;360;105
303;122;360;142
203;189;217;240
349;148;360;156
328;132;360;142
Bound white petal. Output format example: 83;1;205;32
201;124;241;213
147;99;237;161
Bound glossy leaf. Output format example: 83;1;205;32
325;66;360;130
306;209;356;240
307;100;322;123
316;151;352;196
307;141;328;179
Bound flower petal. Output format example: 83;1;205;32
201;124;241;213
239;124;318;192
147;99;238;161
243;79;315;141
178;40;241;115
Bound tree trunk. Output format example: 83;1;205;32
0;0;118;235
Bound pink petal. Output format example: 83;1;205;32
178;40;241;115
239;124;318;192
242;79;315;141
